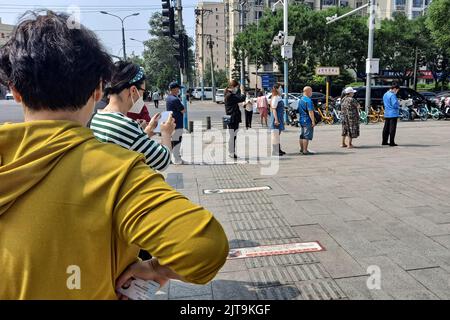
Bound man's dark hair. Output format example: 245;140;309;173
104;61;146;96
0;11;113;111
391;82;400;90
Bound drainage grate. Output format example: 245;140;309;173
232;218;290;231
234;228;299;241
250;267;294;288
245;254;318;269
284;264;330;282
255;285;303;300
203;186;271;195
295;280;347;300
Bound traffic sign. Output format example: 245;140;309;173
316;67;340;76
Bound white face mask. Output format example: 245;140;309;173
129;90;145;114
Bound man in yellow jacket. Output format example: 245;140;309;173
0;11;228;300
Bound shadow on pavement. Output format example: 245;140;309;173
212;279;302;300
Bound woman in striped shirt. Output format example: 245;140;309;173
90;62;175;171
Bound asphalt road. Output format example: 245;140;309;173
0;99;226;124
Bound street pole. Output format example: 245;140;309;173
239;1;247;88
413;46;418;91
121;22;127;60
201;11;205;101
100;12;139;61
208;35;217;102
365;0;376;124
176;0;189;130
283;0;289;123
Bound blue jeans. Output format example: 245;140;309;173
300;125;314;141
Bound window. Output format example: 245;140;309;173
216;15;219;20
412;10;423;18
413;0;423;7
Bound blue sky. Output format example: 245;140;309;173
0;0;203;57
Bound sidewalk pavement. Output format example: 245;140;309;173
160;118;450;300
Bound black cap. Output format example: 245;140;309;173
169;82;181;90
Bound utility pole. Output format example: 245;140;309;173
100;11;140;61
195;8;212;101
365;0;376;124
207;35;216;102
239;1;247;88
283;0;289;123
413;46;418;91
176;0;189;129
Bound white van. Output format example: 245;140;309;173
193;87;213;100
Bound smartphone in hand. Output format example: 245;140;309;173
153;111;172;133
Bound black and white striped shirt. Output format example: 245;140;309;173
90;112;171;171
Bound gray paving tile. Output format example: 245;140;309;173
174;294;213;300
345;220;398;242
169;281;212;299
399;215;450;237
269;195;317;226
212;271;258;300
335;276;394;300
408;268;450;300
431;235;450;250
355;256;440;300
219;259;248;273
313;246;368;279
371;240;439;271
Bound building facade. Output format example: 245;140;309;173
0;18;14;47
195;2;228;87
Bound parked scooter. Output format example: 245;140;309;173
423;103;443;120
440;97;450;120
399;98;427;121
331;98;342;124
285;104;299;127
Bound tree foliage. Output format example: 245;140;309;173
233;4;448;90
140;12;195;91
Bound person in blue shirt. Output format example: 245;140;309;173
298;86;316;155
382;82;400;147
166;82;186;164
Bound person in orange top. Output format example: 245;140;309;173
0;11;228;300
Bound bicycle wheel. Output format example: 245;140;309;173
419;108;428;121
431;109;441;121
359;111;367;123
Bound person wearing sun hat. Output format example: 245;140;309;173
340;86;361;149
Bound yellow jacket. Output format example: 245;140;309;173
0;121;228;300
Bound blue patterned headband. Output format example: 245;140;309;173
129;67;145;84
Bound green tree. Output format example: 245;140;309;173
141;12;195;91
426;0;450;55
204;65;229;88
425;0;450;90
233;5;367;91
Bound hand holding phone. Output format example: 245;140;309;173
153;111;172;134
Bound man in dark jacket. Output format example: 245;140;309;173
224;80;246;160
